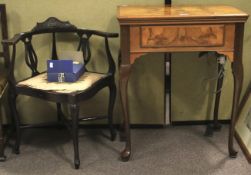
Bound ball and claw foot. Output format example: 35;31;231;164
74;160;80;169
120;149;131;162
0;155;6;162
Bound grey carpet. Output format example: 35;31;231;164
0;125;250;175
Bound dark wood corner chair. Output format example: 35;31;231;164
2;17;118;169
0;4;10;162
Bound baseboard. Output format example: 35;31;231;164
171;119;230;126
2;120;230;129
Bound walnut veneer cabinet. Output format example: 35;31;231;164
117;5;249;161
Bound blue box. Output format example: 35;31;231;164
47;60;85;82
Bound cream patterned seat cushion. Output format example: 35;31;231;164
17;72;107;94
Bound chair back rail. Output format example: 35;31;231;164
2;17;118;85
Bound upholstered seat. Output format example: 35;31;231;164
17;72;107;94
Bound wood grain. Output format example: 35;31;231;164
141;25;224;47
118;5;248;21
117;4;249;162
130;24;235;58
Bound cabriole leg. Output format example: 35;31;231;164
229;59;243;158
228;23;245;158
205;60;224;136
108;81;117;141
119;64;132;162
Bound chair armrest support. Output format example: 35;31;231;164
104;37;116;75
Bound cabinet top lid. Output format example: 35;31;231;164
117;5;248;22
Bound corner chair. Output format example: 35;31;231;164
2;17;118;169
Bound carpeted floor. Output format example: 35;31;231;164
0;125;250;175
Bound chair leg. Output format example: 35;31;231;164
70;104;80;169
9;92;21;154
108;82;116;141
0;116;6;161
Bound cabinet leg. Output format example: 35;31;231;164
228;23;245;158
228;59;243;158
205;62;223;137
119;64;132;161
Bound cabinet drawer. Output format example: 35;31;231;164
140;25;225;48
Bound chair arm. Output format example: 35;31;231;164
2;33;25;45
93;30;119;38
79;29;119;38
